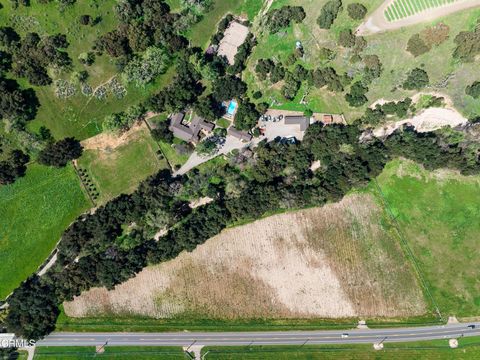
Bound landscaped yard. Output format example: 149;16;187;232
0;163;90;299
374;159;480;317
77;128;167;204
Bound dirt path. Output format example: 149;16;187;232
371;107;468;138
357;0;480;35
81;122;148;151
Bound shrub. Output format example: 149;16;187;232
466;81;480;99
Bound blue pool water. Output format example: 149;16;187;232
227;101;237;115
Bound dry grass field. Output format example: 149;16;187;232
64;194;426;319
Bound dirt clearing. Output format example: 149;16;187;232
64;194;426;319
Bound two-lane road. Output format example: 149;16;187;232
37;323;480;347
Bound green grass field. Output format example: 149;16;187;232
385;0;459;22
77;128;167;204
203;337;480;359
374;159;480;317
0;163;90;299
34;346;185;359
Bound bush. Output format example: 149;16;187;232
403;68;429;90
317;0;342;29
347;3;367;20
466;81;480;99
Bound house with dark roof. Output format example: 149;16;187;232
284;115;310;131
228;126;252;142
169;113;215;144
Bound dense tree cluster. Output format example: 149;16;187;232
0;150;29;185
122;47;172;87
95;0;188;58
229;33;256;75
317;0;342;29
38;137;83;167
0;77;39;126
148;59;204;113
265;6;306;33
403;68;429;90
0;28;71;86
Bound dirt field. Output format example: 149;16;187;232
64;194;426;319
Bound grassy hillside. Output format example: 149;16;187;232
0;163;90;299
374;159;480;317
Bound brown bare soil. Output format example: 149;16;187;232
64;194;426;319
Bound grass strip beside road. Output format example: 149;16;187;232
202;337;480;359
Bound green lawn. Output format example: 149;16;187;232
373;159;480;317
34;346;185;359
77;128;167;204
0;163;90;299
203;337;480;359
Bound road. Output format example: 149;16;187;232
37;323;480;347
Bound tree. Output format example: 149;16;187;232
5;276;60;340
403;68;429;90
363;54;382;81
453;27;480;62
234;99;260;131
194;95;224;121
151;120;173;143
317;0;342;29
38;137;83;167
338;29;356;48
0;150;29;185
212;75;247;102
345;82;368;107
0;76;39;123
347;3;367;19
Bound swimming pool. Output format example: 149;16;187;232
227;101;237;115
